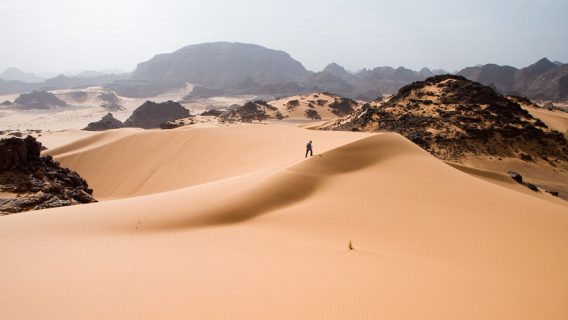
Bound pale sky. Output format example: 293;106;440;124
1;0;567;74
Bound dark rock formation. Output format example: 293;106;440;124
0;136;96;215
13;90;67;109
508;171;523;184
83;113;124;131
124;100;190;129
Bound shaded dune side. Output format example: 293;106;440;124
46;125;374;199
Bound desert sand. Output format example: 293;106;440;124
1;124;567;320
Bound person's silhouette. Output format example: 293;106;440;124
305;140;313;158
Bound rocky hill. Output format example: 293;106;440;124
0;67;45;83
124;100;191;129
457;58;568;101
0;136;96;214
12;90;67;109
324;75;568;169
84;113;124;131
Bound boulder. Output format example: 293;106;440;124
507;171;523;184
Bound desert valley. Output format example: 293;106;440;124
1;31;568;320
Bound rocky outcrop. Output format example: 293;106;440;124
324;75;568;169
220;100;282;122
0;136;96;215
124;100;190;129
83;113;124;131
13;90;67;109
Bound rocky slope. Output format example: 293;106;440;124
124;100;191;129
0;136;96;214
325;75;568;169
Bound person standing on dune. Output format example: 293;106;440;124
305;140;313;158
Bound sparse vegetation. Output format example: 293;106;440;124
286;99;300;109
305;109;321;120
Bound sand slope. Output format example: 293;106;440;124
1;125;568;320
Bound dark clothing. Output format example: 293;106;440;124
305;142;313;158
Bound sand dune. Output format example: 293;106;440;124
47;125;373;199
1;125;568;319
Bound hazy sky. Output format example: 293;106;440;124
1;0;567;74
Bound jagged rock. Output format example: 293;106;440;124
124;100;190;129
83;113;124;131
0;136;96;214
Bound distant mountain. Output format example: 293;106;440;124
457;58;568;100
457;64;517;94
0;79;37;95
132;42;311;88
43;73;130;89
0;67;45;83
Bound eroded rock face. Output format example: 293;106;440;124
83;113;124;131
0;136;96;215
124;100;190;129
